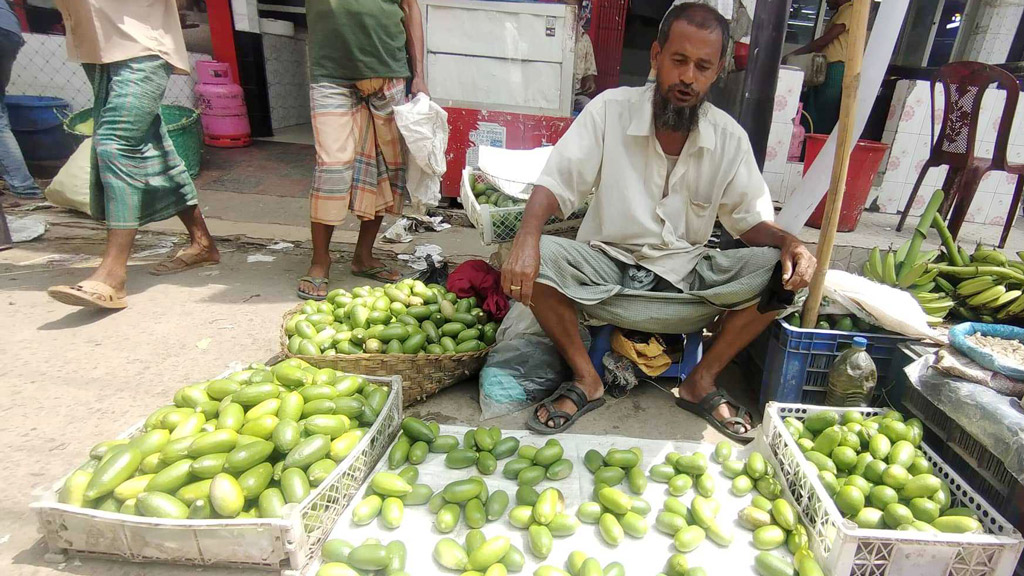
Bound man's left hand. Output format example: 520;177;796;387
410;76;429;97
780;239;816;291
581;76;597;95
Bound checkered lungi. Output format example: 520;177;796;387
537;236;780;334
309;79;407;225
84;55;197;229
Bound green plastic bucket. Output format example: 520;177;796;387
64;104;203;179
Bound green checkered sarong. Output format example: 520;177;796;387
85;56;197;229
805;61;845;135
537;236;780;334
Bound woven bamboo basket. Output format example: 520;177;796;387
280;305;490;406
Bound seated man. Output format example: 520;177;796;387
501;2;816;443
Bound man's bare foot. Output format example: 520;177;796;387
535;376;603;428
299;257;332;299
352;255;401;282
673;372;752;434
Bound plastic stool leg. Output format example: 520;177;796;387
588;325;615;379
679;331;703;379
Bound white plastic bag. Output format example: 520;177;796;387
394;93;448;212
823;270;942;342
44;138;92;216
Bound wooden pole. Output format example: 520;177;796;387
801;0;872;329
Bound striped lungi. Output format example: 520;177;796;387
537;236;780;334
309;79;407;225
84;55;197;229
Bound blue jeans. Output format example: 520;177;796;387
0;29;40;197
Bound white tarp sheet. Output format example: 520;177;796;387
313;425;793;575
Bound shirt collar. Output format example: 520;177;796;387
628;85;717;152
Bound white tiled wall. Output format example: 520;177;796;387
8;33;209;112
765;66;804;203
873;79;1024;225
262;34;310;130
960;2;1024;64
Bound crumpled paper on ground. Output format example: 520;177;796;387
382;216;451;243
397;244;444;270
7;215;46;242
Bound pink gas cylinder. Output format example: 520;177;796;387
194;60;251;148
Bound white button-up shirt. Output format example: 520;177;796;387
535;86;775;289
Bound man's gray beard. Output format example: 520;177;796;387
653;85;705;133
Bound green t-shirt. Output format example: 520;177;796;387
306;0;410;83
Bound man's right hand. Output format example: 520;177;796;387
501;234;542;307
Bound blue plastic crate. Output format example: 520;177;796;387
756;319;916;407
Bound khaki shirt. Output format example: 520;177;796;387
56;0;190;74
573;32;597;95
535;86;774;289
823;2;854;63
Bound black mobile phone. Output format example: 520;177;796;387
758;261;796;314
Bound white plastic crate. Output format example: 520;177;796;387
459;167;589;245
31;375;403;575
762;402;1024;576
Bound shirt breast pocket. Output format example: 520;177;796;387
683;194;716;246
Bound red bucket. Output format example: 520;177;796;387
804;134;889;232
733;41;749;70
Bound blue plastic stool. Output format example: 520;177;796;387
587;325;703;382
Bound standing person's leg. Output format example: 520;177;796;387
0;31;41;198
49;56;205;307
350;79;406;283
150;203;219;275
353;215;399;281
301;82;365;299
0;199;12;250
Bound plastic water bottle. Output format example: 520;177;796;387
825;337;877;407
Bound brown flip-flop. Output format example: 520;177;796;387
47;280;127;309
675;387;755;444
351;266;402;284
149;249;218;276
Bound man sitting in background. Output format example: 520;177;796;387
501;3;815;442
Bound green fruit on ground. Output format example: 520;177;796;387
752;525;787;550
673;525;706;552
754;553;795;576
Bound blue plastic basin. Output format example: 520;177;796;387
5;95;76;162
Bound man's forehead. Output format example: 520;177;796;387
663;21;722;61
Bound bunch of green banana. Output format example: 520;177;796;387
936;247;1024;321
862;244;949;324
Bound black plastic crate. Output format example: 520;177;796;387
900;382;1024;575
